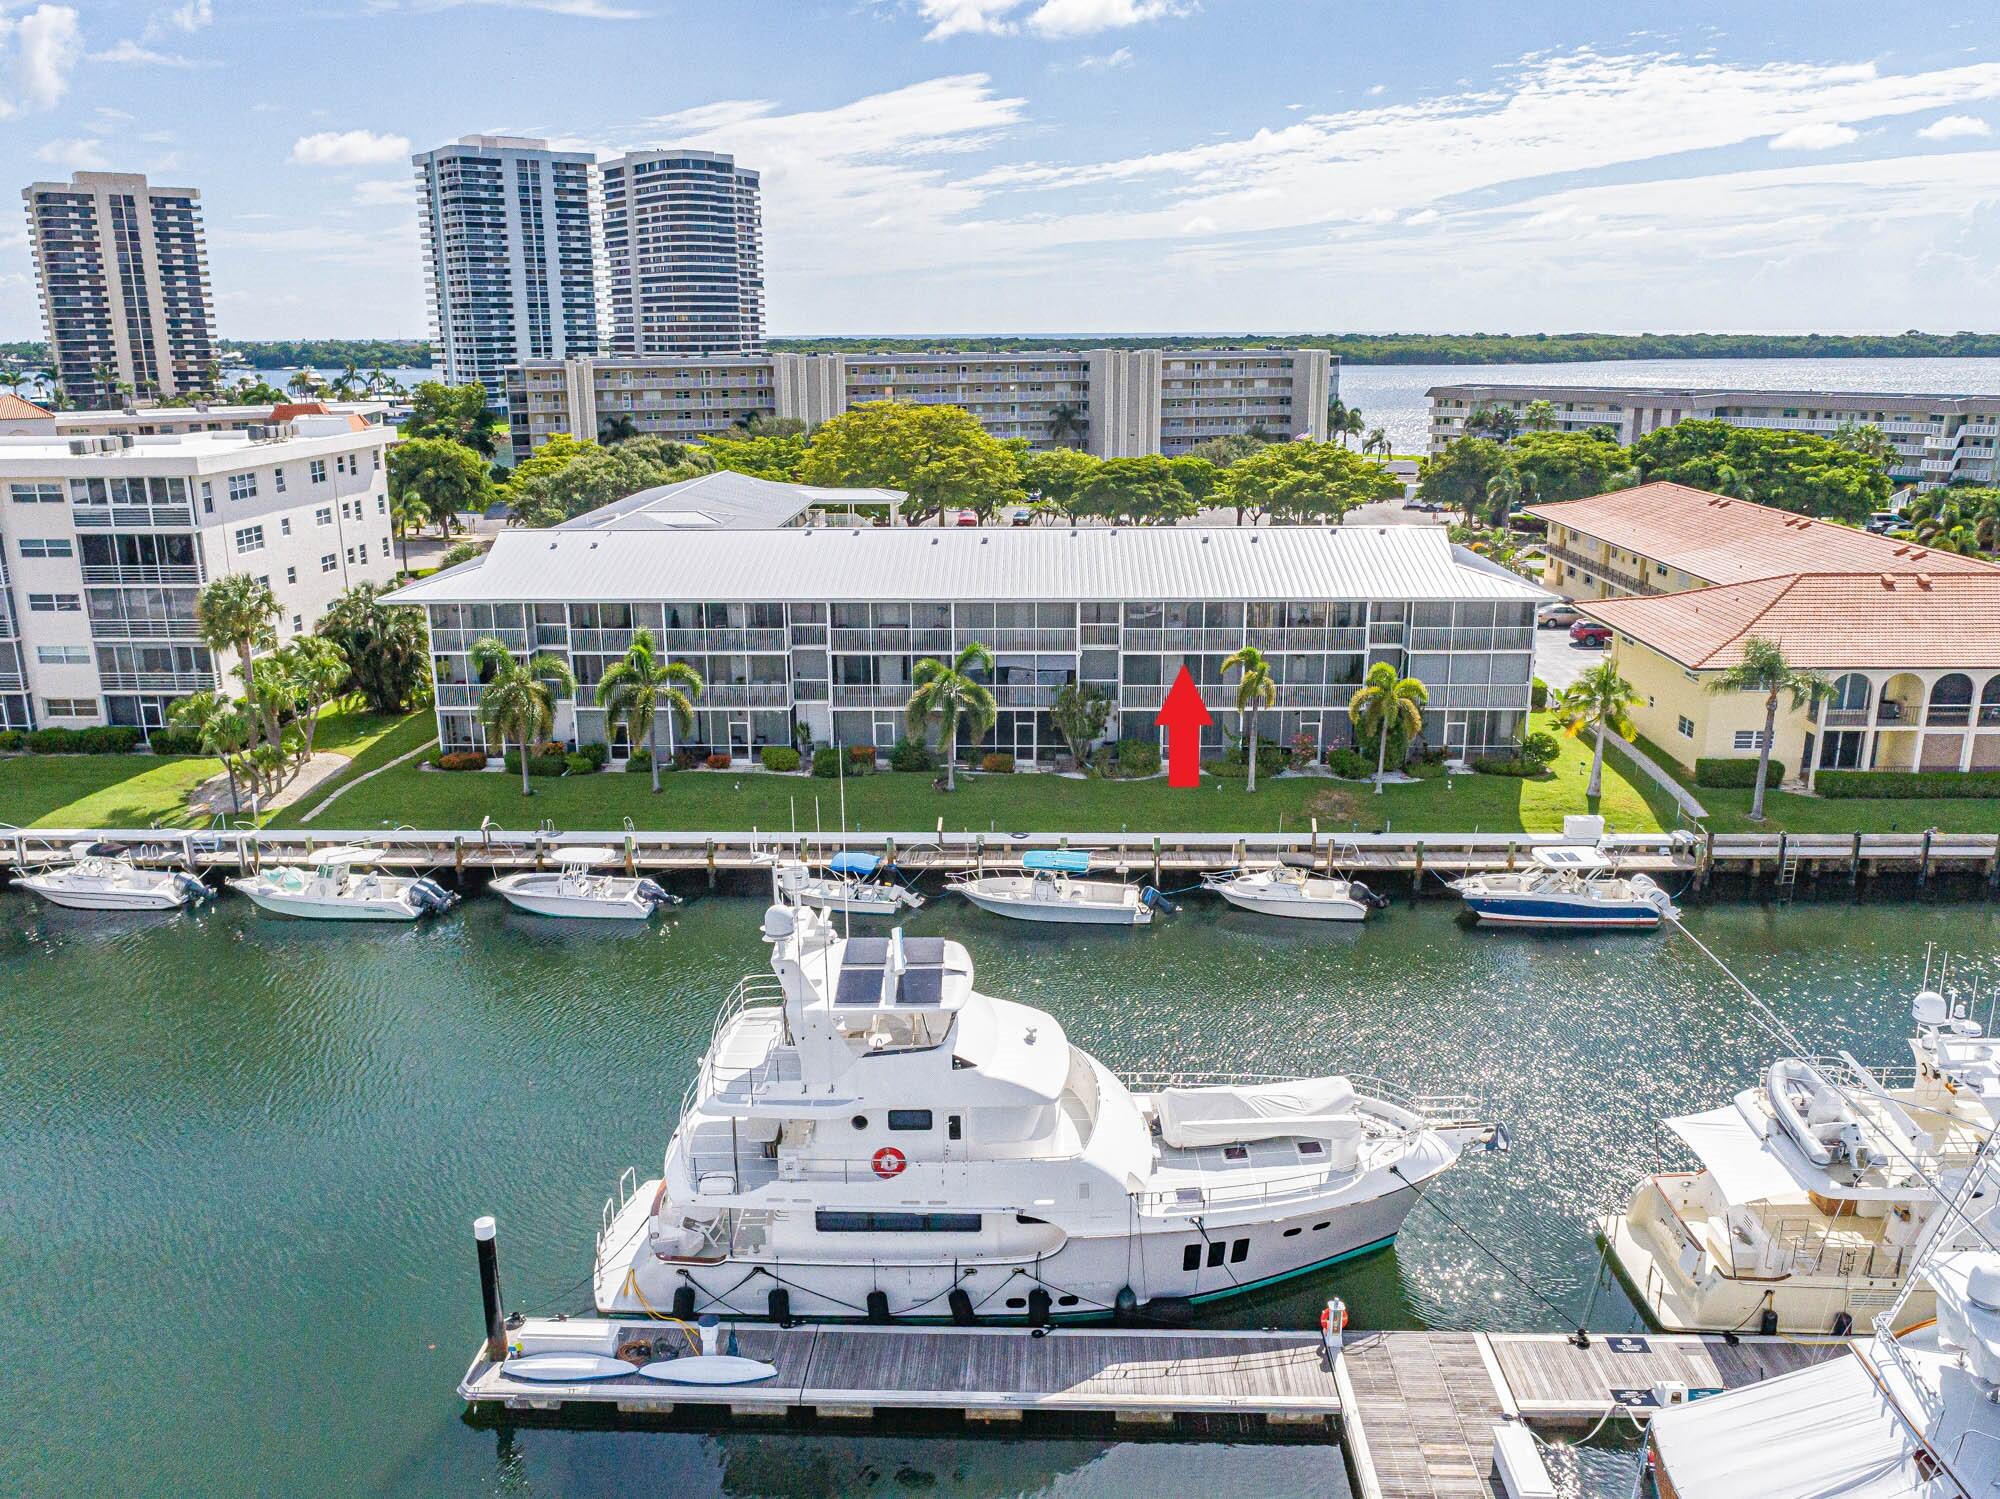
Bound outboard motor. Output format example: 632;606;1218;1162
1140;886;1177;914
1349;880;1390;910
634;878;681;908
172;871;212;902
409;877;458;913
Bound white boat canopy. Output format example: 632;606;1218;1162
553;846;618;867
1649;1354;1925;1499
1156;1077;1357;1148
1667;1105;1804;1202
1530;845;1612;871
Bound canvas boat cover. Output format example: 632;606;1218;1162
1667;1104;1805;1202
1023;850;1092;874
1650;1353;1925;1498
828;851;881;876
1156;1076;1358;1148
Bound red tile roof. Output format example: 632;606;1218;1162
1526;482;1999;584
0;393;52;420
1581;572;2000;670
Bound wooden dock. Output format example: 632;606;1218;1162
457;1319;1843;1496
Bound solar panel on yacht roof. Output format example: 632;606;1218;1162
835;963;886;1007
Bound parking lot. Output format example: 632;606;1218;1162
1533;609;1609;693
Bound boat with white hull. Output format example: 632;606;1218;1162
1203;863;1387;922
948;850;1160;926
230;846;459;922
593;903;1499;1324
491;847;679;920
16;842;210;911
1450;845;1678;929
1603;984;1996;1335
768;853;923;918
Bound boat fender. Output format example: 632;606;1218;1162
1832;1311;1853;1337
1759;1305;1779;1337
866;1290;891;1324
672;1285;696;1320
767;1287;791;1325
1027;1288;1052;1325
1114;1285;1139;1322
1321;1296;1348;1357
948;1287;976;1326
1349;881;1389;910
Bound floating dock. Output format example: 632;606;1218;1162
457;1318;1841;1496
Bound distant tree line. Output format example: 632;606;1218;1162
2;338;433;371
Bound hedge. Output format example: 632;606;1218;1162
436;750;487;771
980;752;1014;774
0;729;21;752
759;745;801;772
889;738;932;773
1324;747;1373;779
1114;738;1160;778
703;753;731;770
1695;757;1785;788
565;752;598;775
1203;743;1288;779
1818;770;2000;800
502;745;568;777
1530;676;1550;712
148;726;203;755
24;725;142;754
573;741;609;770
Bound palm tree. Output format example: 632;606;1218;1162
595;629;703;792
1361;427;1391;458
195;574;280;749
1484;468;1521;528
286;369;322;398
1705;637;1830;822
1049;402;1087;448
1349;661;1428;793
1523;399;1558;433
904;642;998;792
470;637;576;796
1711;463;1755;502
0;369;24;399
1554;660;1643;801
1340;406;1365;449
1221;646;1277;792
390;488;430;572
170;689;253;812
598;412;638;444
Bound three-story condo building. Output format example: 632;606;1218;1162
390;507;1544;766
0;414;396;734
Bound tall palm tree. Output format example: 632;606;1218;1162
1554;660;1643;801
170;689;253;812
1049;402;1087;448
1523;399;1558;433
1706;637;1829;821
1349;661;1428;793
390;488;430;572
1361;427;1391;458
195;574;280;749
1340;406;1366;449
905;642;998;792
470;637;576;796
1484;468;1521;528
1221;646;1277;793
595;629;703;792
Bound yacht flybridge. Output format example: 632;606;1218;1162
594;902;1500;1324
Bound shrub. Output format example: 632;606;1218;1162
574;741;609;769
26;725;141;754
147;726;202;755
848;743;877;766
674;748;701;771
565;751;597;776
812;745;843;778
1531;676;1550;711
1324;747;1373;779
1472;755;1536;776
704;752;732;770
759;745;801;773
626;748;652;774
1518;730;1561;773
1288;732;1318;768
980;752;1015;774
436;750;487;771
1204;742;1287;780
502;746;567;777
1114;738;1161;778
889;738;932;773
1695;757;1785;788
0;729;22;752
1818;770;2000;800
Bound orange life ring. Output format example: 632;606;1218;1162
872;1146;907;1178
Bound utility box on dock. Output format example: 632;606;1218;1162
1491;1422;1557;1499
1562;815;1606;843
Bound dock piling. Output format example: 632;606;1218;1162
474;1216;506;1363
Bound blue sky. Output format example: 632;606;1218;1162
2;0;1998;340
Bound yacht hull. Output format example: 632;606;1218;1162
1211;885;1367;922
491;876;654;920
1460;895;1661;928
17;876;189;911
953;887;1150;926
230;884;424;921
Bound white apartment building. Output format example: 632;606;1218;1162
1427;383;2000;491
506;348;1334;460
0;416;397;734
22;172;221;408
600;150;764;358
414;136;601;408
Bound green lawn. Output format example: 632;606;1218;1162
1632;734;2000;835
268;711;437;827
305;712;1675;837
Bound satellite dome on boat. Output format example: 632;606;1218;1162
1970;1263;2000;1314
1912;988;1950;1025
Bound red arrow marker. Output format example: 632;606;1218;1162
1154;665;1215;788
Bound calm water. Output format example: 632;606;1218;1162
4;882;1996;1497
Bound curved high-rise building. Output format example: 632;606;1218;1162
599;149;763;358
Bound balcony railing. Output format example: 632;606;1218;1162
829;685;915;708
1543;542;1662;597
1821;707;1871;729
80;563;203;585
88;618;204;641
829;629;956;653
701;684;789;708
71;505;194;529
98;670;214;693
1928;706;1972;727
991;684;1058;707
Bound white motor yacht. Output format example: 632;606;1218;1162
768;853;923;918
1203;862;1388;922
491;847;679;920
1602;985;1994;1335
1449;845;1678;929
592;902;1500;1324
230;846;459;921
948;850;1160;926
16;841;210;911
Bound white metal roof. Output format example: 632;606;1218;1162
386;524;1550;605
556;470;904;532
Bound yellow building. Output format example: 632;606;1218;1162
1582;572;2000;783
1526;482;1995;601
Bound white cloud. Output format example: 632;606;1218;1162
1919;113;1992;140
154;0;214;32
914;0;1181;40
1770;122;1859;150
0;4;82;118
1075;45;1133;70
36;135;107;171
91;39;197;66
291;129;413;166
352;177;413;207
358;0;643;17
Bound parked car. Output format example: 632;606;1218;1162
1569;621;1613;648
954;511;979;527
1866;511;1903;535
1537;604;1581;630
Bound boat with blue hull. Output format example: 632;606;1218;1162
1449;845;1679;929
